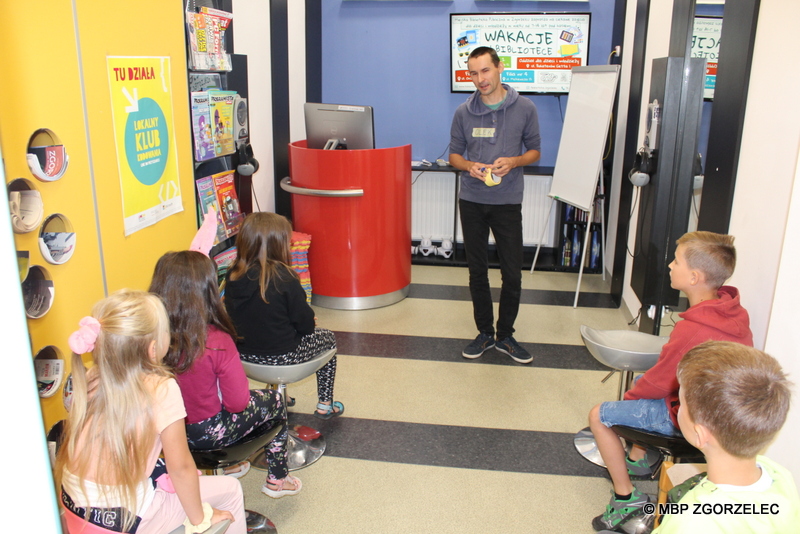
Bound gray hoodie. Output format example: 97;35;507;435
449;85;541;205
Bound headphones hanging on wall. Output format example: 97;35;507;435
628;148;655;187
9;189;45;233
236;143;259;176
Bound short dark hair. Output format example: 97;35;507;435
676;231;736;289
468;46;501;67
678;341;791;458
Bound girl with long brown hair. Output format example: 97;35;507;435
225;212;343;420
150;250;300;498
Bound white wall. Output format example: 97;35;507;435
734;0;800;477
764;145;800;479
726;1;800;351
0;146;62;530
233;0;275;212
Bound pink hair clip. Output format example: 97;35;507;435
68;316;102;354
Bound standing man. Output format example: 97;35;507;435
449;46;541;363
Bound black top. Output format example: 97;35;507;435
224;263;315;356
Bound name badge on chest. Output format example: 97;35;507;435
472;128;496;138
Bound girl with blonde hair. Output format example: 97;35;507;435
56;289;245;533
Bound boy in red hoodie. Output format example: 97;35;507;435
588;231;753;531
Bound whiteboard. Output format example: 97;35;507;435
549;65;620;211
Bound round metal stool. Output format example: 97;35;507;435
241;348;337;471
189;422;283;533
574;325;668;467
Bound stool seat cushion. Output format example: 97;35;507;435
241;348;336;385
190;422;283;471
581;325;668;372
612;425;702;459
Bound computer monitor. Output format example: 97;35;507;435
304;103;375;150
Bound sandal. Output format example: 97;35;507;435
261;475;302;499
222;461;250;479
314;401;344;420
286;395;296;407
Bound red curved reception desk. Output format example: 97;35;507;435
282;140;411;310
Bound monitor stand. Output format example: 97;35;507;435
323;138;347;150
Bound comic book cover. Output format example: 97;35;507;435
213;246;238;281
191;92;215;161
208;90;237;157
186;9;232;71
195;175;226;245
213;170;243;238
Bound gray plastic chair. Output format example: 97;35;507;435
574;325;668;468
241;348;337;471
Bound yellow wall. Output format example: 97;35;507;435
0;0;197;427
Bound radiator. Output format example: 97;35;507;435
411;171;557;247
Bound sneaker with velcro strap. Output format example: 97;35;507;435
591;488;650;531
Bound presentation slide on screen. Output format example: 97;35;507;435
451;13;591;94
692;16;721;100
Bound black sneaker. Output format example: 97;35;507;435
591;488;649;531
462;333;495;359
495;336;533;363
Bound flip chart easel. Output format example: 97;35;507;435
530;65;620;308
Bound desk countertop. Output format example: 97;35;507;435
411;164;555;175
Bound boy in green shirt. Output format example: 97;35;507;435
654;341;799;533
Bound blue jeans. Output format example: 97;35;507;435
599;398;681;437
459;199;523;340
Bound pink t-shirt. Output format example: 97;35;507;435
62;374;186;515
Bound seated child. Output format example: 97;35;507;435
56;290;244;533
589;231;754;531
150;250;300;498
653;340;800;532
224;212;344;419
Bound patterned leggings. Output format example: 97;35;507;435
240;327;338;403
185;389;288;482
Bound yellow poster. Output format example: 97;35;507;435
107;56;182;236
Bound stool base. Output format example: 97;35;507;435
249;425;327;472
573;426;661;469
246;509;277;533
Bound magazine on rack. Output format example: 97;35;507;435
186;8;232;71
190;92;215;161
212;170;243;238
195;175;227;245
208;90;236;157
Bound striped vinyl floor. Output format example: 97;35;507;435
237;266;648;534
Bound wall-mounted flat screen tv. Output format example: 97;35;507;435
692;16;721;100
451;12;591;94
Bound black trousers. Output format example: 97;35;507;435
459;199;523;340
